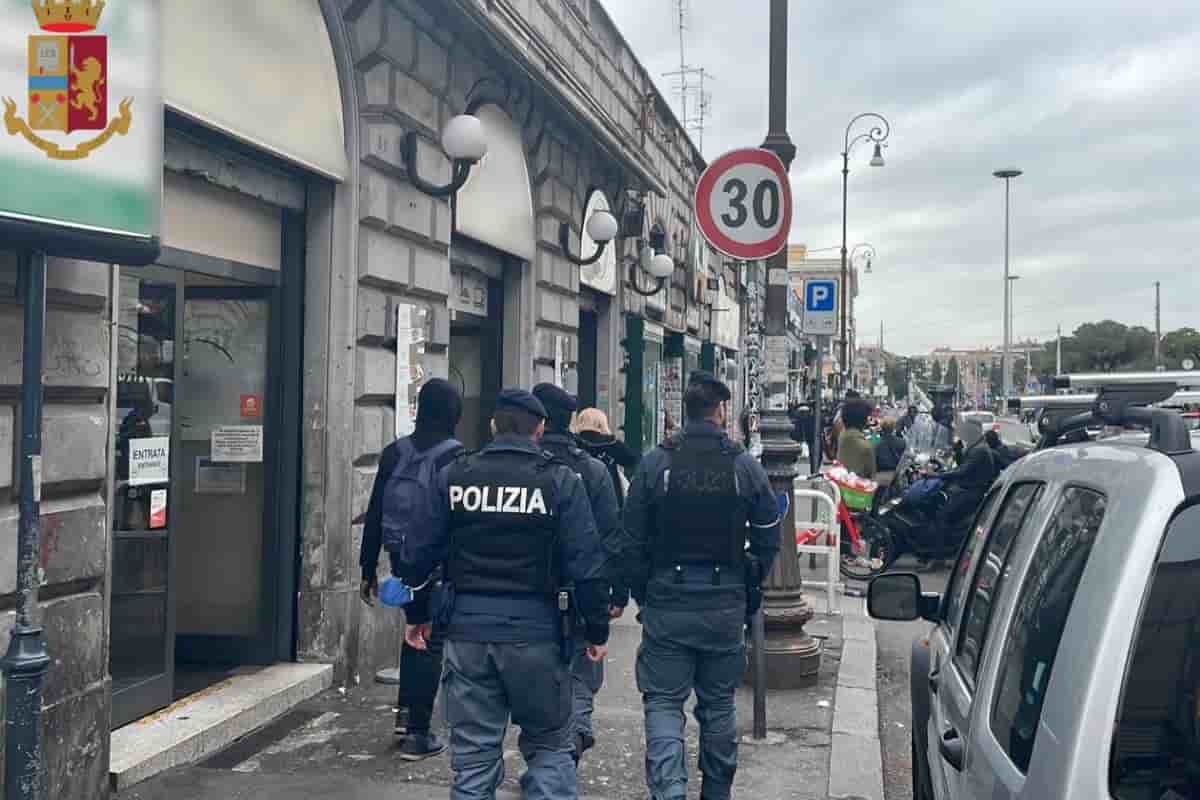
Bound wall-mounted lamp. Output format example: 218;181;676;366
629;223;674;297
559;208;618;266
402;114;488;199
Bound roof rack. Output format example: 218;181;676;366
1053;371;1200;390
1039;377;1192;454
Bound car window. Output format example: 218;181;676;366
955;482;1044;685
1110;503;1200;799
943;489;1001;633
989;487;1107;773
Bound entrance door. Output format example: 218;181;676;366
111;267;281;727
449;279;503;451
578;310;598;410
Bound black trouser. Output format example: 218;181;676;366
935;487;985;549
397;624;445;733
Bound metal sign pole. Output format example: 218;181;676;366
3;250;51;800
812;340;823;475
752;608;767;740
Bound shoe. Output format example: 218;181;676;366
394;708;409;737
398;732;446;761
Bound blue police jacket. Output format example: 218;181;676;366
540;431;631;607
623;420;781;610
397;434;610;645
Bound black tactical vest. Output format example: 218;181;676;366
652;432;746;568
446;449;560;596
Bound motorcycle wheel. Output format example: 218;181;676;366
839;516;896;581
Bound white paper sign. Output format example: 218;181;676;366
128;436;170;486
211;426;263;463
195;457;246;494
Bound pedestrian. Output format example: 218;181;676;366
392;388;611;800
836;399;877;479
532;384;628;765
896;405;918;436
358;378;464;761
573;406;640;508
874;417;907;473
622;370;780;800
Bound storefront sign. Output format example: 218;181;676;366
449;267;488;318
240;393;262;418
579;190;617;295
211;425;263;463
712;277;741;351
149;488;167;528
128;436;169;486
0;0;162;260
194;457;245;495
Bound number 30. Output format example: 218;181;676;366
720;178;780;229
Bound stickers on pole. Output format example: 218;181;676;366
695;148;793;261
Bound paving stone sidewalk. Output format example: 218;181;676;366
119;596;881;800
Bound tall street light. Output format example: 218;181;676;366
758;0;821;689
1008;274;1021;394
994;167;1022;404
841;114;890;392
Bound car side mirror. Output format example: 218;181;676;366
868;573;941;622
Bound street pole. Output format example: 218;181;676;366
840;154;850;394
758;0;821;689
3;250;51;800
1155;281;1161;369
1056;324;1063;376
994;168;1022;404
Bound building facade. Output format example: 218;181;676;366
0;1;741;797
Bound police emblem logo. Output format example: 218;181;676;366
3;0;134;160
450;485;550;516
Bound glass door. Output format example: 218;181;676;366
111;268;181;728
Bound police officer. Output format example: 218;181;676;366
395;388;611;800
531;383;627;766
623;371;780;800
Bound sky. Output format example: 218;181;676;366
601;0;1200;357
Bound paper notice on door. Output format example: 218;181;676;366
195;457;246;495
149;489;167;529
128;437;170;486
211;426;263;463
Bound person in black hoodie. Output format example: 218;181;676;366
573;406;640;508
359;378;464;761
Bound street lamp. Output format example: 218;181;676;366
841;113;891;393
850;243;876;274
559;207;618;266
994;167;1022;403
402;113;489;198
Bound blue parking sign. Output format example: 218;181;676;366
802;279;837;335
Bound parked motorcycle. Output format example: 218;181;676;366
873;467;981;572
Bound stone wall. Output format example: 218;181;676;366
299;0;718;685
0;252;112;800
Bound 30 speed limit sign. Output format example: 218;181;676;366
694;148;793;260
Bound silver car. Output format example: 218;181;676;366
869;400;1200;799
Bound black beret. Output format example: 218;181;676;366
495;388;548;419
687;370;732;402
532;383;578;413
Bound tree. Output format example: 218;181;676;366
931;359;943;384
945;357;960;388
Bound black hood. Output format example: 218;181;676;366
577;430;617;447
412;378;462;449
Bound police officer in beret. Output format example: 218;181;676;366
395;388;611;800
532;383;627;766
623;371;780;800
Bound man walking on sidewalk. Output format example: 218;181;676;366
532;383;627;766
623;371;780;800
359;378;464;761
395;389;611;800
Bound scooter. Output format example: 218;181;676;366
874;470;979;571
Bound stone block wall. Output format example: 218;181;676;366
0;252;112;800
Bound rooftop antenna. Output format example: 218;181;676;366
662;0;714;156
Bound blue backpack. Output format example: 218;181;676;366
382;437;462;553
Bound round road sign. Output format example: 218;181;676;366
695;148;793;261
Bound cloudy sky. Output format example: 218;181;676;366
602;0;1200;356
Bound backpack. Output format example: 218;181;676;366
382;437;463;553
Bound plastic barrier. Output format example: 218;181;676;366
794;485;842;614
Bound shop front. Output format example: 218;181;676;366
577;190;620;417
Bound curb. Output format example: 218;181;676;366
828;593;884;800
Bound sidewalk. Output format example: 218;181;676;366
119;596;882;800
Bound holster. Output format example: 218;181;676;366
743;555;764;623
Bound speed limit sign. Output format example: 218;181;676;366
694;148;793;260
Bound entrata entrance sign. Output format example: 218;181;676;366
695;148;792;261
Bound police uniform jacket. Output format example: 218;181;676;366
540;431;630;608
397;434;610;646
622;420;781;611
